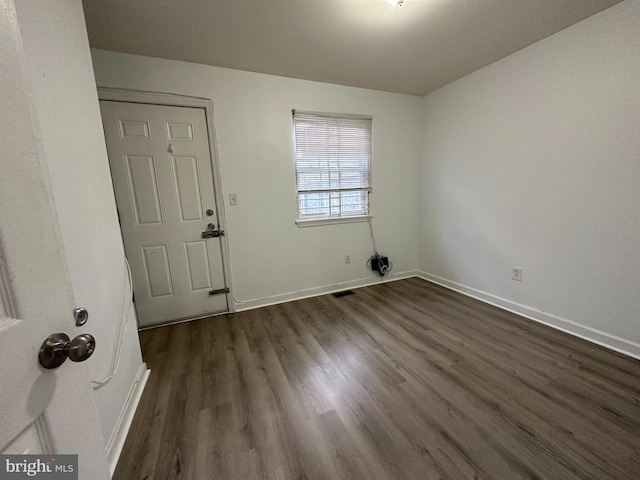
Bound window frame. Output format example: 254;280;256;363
292;110;373;227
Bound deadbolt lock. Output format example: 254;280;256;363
73;307;89;326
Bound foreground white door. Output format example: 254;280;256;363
0;4;109;476
100;101;228;328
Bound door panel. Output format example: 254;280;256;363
100;101;228;327
119;119;151;140
141;244;175;298
3;419;49;455
125;155;164;225
0;4;109;469
166;122;194;141
184;241;213;292
173;156;204;222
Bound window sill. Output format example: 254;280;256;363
295;215;371;228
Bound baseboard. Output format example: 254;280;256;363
106;363;150;475
416;271;640;361
234;270;419;312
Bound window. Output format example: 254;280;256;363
293;110;372;224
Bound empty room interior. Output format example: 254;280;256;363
2;0;639;479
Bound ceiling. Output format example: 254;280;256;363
82;0;623;96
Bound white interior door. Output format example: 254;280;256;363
100;101;228;328
0;5;109;475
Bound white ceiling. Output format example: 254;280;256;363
82;0;623;96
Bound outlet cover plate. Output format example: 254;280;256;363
512;267;522;281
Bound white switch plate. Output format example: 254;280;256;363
229;193;238;205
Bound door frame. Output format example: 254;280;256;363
97;88;235;323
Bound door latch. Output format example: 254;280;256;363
209;287;230;296
202;229;224;239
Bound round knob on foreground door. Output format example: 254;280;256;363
67;333;95;362
39;333;96;369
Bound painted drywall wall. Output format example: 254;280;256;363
14;0;145;454
419;0;640;352
91;50;423;310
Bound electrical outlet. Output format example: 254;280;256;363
229;193;238;205
344;255;351;264
512;267;522;281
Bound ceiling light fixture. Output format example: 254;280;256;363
387;0;406;6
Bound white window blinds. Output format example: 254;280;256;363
293;110;372;219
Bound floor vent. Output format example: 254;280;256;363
333;290;355;298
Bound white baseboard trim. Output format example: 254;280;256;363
234;270;419;312
106;363;150;475
416;271;640;361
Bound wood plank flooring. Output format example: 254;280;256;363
114;278;640;479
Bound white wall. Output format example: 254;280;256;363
14;0;145;460
419;0;640;355
91;50;423;309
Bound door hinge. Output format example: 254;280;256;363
209;287;230;296
202;229;225;239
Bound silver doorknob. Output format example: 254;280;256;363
39;333;96;369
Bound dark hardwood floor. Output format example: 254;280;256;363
114;278;640;479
